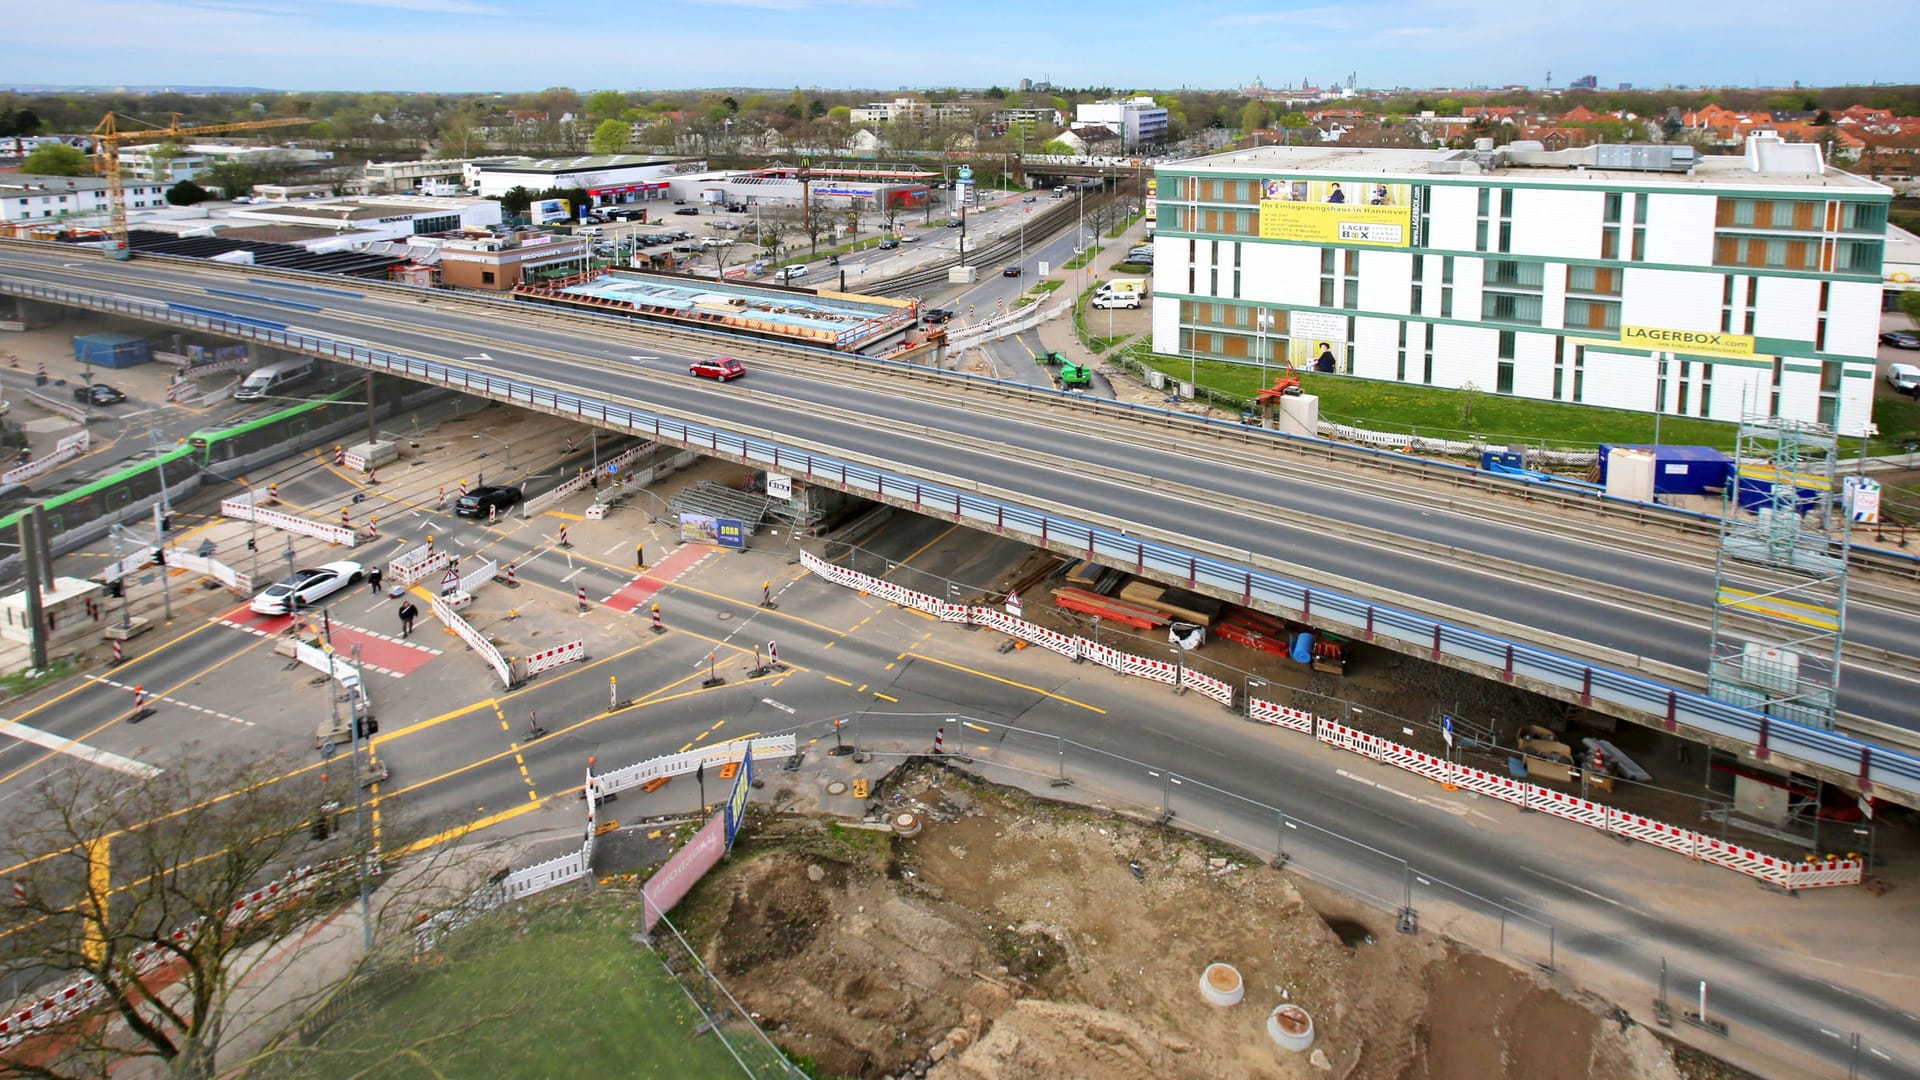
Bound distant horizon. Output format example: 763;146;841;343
3;0;1914;97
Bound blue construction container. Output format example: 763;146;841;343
1597;444;1732;497
72;333;151;369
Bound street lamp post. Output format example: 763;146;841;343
472;432;512;470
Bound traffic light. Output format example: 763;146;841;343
105;578;124;599
160;513;173;532
355;716;378;739
152;547;165;567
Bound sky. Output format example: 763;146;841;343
4;0;1916;95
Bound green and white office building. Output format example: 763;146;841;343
1149;136;1892;436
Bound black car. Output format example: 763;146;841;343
674;206;701;216
877;237;899;250
923;308;954;325
72;383;127;406
1882;331;1920;350
454;486;523;518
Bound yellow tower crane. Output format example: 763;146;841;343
89;112;312;259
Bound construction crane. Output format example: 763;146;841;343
88;112;311;259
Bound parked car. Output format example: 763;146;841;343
454;486;523;519
1889;362;1920;395
674;206;701;216
712;219;742;230
876;237;899;250
726;203;748;213
1882;331;1920;350
1003;265;1023;277
1091;292;1141;310
250;560;364;615
689;356;746;381
71;383;126;406
923;308;954;324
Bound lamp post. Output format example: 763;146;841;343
471;432;512;470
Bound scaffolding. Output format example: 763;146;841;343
1706;416;1852;730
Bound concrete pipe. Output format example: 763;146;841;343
1199;963;1245;1007
1267;1003;1314;1052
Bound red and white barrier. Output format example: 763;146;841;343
2;431;88;487
794;550;1864;893
587;735;798;803
221;491;357;547
525;639;586;677
430;594;511;687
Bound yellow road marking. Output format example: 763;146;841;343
910;654;1107;714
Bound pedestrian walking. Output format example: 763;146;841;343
367;566;384;595
397;599;418;638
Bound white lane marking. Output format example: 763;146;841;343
1519;866;1646;915
761;699;796;714
561;567;583;583
603;541;626;556
0;718;163;777
90;677;256;726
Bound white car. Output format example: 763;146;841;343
775;265;809;282
250;560;365;615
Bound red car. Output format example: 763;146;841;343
689;356;746;381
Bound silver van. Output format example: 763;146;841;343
234;358;318;401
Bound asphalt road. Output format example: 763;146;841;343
0;449;1912;1077
3;249;1916;734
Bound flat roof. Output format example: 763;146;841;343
1167;144;1888;192
484;154;685;175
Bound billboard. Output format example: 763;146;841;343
1145;178;1157;223
724;744;754;849
1287;310;1351;374
678;514;747;548
1619;325;1755;359
1259;179;1412;248
532;198;571;225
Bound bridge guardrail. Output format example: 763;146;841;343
6;276;1918;804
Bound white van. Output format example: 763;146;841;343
234;358;318;401
1091;292;1140;310
1889;363;1920;395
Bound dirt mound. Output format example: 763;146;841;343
689;766;1681;1080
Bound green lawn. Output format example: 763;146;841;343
1129;349;1901;456
268;895;787;1079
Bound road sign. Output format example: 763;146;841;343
1038;261;1049;276
606;464;619;474
442;566;459;588
767;475;793;500
1441;714;1454;749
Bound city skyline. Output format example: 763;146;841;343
3;0;1915;96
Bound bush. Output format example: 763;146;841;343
166;180;210;206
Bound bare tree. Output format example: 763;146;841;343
0;750;436;1080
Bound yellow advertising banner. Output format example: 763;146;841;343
1259;179;1412;248
1619;325;1756;358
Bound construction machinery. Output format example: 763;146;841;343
1058;363;1093;389
88;112;312;259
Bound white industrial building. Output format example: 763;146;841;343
222;193;500;240
0;174;167;224
118;143;334;184
1150;136;1893;436
1075;96;1170;151
468;155;698;201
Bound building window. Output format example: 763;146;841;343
1485;259;1543;288
1497;330;1516;359
1604;193;1622;224
1497;360;1515;394
481;271;496;284
1564;299;1621;330
1483;293;1542;325
1567;265;1620;295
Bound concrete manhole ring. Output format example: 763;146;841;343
824;780;849;796
716;611;733;621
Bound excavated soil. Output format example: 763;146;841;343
680;765;1685;1080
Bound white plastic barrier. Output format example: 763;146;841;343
588;735;797;803
796;550;1864;892
500;845;590;900
457;557;497;597
292;641;370;709
430;594;512;687
2;430;88;486
221;491;358;547
388;541;443;585
524;639;586;677
162;550;251;594
522;442;656;518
